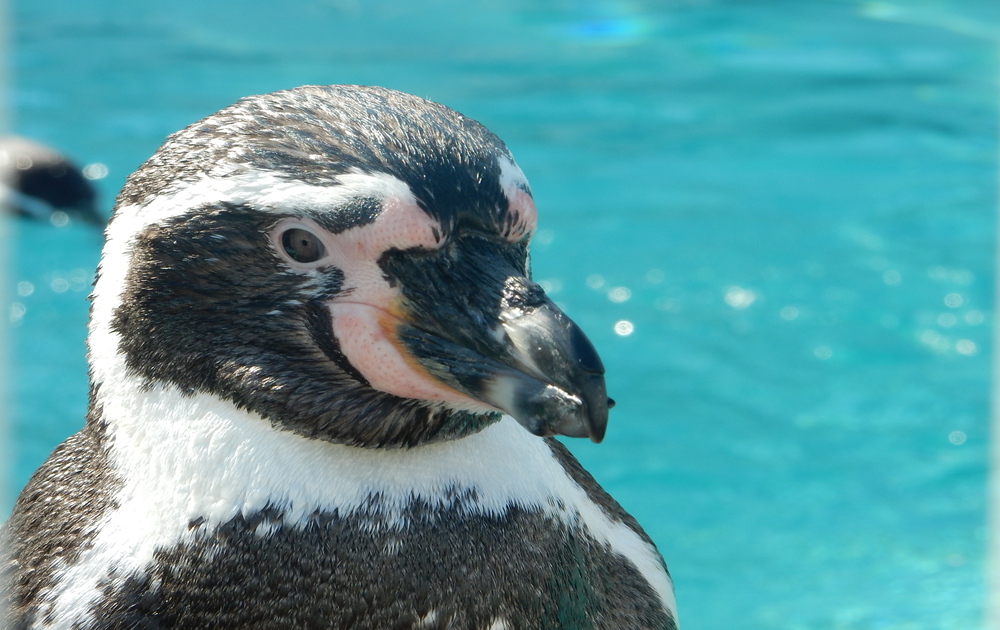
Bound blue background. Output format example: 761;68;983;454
5;0;997;627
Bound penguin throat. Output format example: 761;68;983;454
267;396;505;449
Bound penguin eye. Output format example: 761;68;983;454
281;228;326;263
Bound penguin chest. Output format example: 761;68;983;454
87;501;667;630
29;409;674;629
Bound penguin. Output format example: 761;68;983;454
0;136;103;225
1;85;678;630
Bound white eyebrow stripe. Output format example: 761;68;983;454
497;155;530;197
119;169;416;231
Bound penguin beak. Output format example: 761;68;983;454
487;288;610;442
390;242;610;443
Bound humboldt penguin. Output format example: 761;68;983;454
1;85;678;629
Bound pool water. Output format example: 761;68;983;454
6;0;997;628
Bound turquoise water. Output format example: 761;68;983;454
6;0;997;628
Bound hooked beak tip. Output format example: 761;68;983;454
501;372;609;443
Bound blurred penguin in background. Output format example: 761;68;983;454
0;136;104;226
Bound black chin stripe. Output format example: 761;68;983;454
304;300;370;387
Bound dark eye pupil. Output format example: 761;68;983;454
281;228;325;263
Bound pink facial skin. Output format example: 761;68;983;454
327;302;471;402
502;190;538;243
270;192;491;410
498;156;537;242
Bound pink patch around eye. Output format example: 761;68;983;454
505;191;538;241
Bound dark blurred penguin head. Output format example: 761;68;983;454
0;136;104;226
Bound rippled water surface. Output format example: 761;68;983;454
6;1;998;628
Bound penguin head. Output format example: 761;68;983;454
92;85;609;448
